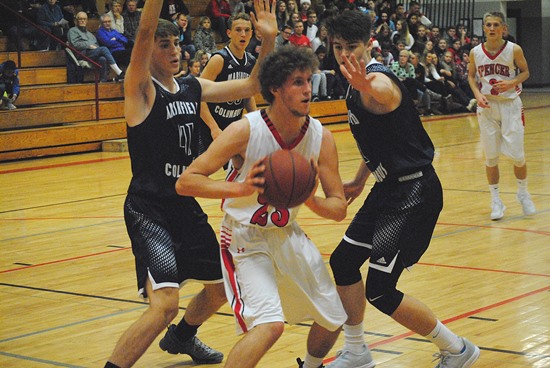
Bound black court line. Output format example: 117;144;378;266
0;193;126;214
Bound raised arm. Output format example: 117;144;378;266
304;128;347;221
124;0;161;126
200;0;277;103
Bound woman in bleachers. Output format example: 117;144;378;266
106;0;124;35
275;1;289;31
392;18;414;50
193;16;218;56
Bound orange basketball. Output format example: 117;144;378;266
261;149;317;208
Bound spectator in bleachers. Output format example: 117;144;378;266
286;0;298;17
502;24;516;43
310;23;328;53
59;0;78;27
411;23;427;54
206;0;231;43
423;38;434;54
96;13;132;66
407;0;431;27
449;38;462;63
0;60;20;111
394;2;406;21
106;0;124;34
392;19;414;50
161;0;189;21
434;37;447;58
37;0;70;50
375;23;392;46
187;58;202;77
457;23;470;46
229;0;245;15
275;0;289;31
288;12;301;30
305;9;318;41
4;0;41;51
246;28;262;58
410;52;444;115
406;12;419;38
174;12;195;60
123;0;141;42
380;40;394;66
443;25;458;45
193;16;218;56
288;20;311;48
67;11;125;82
374;11;396;33
436;50;476;111
461;34;480;53
429;24;441;43
275;24;292;48
299;0;311;22
454;50;474;99
195;49;210;73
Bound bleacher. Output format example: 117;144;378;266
0;1;347;162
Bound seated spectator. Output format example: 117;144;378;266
288;20;311;48
429;25;441;43
286;0;298;18
106;0;124;35
123;0;141;43
449;38;462;63
380;40;395;66
375;23;392;46
275;0;289;31
186;58;202;77
161;0;189;22
96;13;132;66
443;25;458;45
392;19;414;50
275;24;292;48
438;50;476;111
457;23;470;45
67;12;125;82
0;60;20;110
206;0;231;43
434;37;447;58
409;52;444;115
299;0;311;23
503;24;516;43
406;12;419;38
193;16;218;56
174;13;195;60
288;12;301;30
195;49;210;74
454;50;474;99
4;0;41;51
229;0;245;15
305;9;318;41
411;23;428;54
36;0;70;50
310;23;328;53
374;11;396;32
246;29;262;58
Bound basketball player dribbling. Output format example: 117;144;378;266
175;46;348;368
468;11;535;220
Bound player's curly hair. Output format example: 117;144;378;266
325;10;372;43
259;46;319;104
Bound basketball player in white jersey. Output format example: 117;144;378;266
175;46;348;368
468;12;535;220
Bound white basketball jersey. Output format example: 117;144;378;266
472;41;521;99
222;109;323;228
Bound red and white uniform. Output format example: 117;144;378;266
472;41;525;161
220;109;346;335
472;41;521;100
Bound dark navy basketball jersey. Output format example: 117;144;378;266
127;76;201;199
206;46;256;130
346;62;434;182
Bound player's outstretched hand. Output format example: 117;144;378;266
343;180;364;205
340;54;376;93
250;0;278;43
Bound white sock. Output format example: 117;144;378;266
343;323;366;354
426;320;464;353
303;353;323;368
110;64;123;75
517;179;529;195
489;184;500;200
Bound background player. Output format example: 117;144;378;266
199;12;258;153
468;11;535;220
175;46;348;368
325;11;479;368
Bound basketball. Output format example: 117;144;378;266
261;149;317;208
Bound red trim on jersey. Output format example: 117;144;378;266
481;40;508;60
260;109;310;150
220;227;248;333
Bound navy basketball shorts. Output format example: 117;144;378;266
124;193;223;298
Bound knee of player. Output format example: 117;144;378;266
513;157;526;167
365;280;404;316
205;283;228;308
149;294;180;324
329;246;362;285
255;321;285;342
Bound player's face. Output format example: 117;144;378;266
332;37;369;66
153;36;181;75
228;19;253;50
276;69;313;117
484;16;504;39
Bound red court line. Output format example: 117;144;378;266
0;156;129;174
324;284;550;364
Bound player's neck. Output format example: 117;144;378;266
484;38;505;53
265;106;307;143
228;43;246;59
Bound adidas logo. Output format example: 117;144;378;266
376;257;387;264
228;64;234;69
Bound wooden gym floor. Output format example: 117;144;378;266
1;91;549;367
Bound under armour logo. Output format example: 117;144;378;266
237;247;245;253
